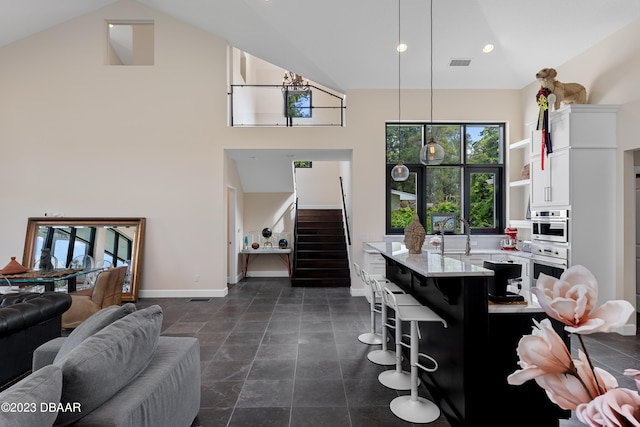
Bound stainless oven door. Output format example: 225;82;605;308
531;244;568;287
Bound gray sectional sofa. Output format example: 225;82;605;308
0;303;200;427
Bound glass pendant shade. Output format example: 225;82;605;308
420;138;445;165
391;161;410;181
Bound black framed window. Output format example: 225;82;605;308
386;122;505;235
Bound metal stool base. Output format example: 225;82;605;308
358;332;383;345
390;395;440;424
378;369;416;390
367;349;398;366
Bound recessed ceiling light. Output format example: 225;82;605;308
482;44;494;53
397;43;407;53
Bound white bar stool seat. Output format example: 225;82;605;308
383;288;448;424
377;285;423;389
357;267;403;345
368;278;421;366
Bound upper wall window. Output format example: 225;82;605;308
107;21;154;65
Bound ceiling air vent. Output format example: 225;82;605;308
450;58;472;67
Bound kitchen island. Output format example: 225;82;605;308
366;242;569;427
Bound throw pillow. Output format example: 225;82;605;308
54;303;137;362
53;305;162;425
0;365;62;427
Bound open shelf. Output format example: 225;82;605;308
510;138;530;150
509;179;530;188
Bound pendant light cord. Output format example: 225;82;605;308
429;0;433;138
397;0;401;149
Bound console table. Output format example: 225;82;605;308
240;248;291;280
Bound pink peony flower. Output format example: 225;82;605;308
507;318;572;386
626;369;640;393
530;350;618;410
575;388;640;427
532;265;634;334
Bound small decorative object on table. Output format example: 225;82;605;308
38;248;54;272
251;242;260;250
278;239;288;249
507;265;639;426
261;228;273;247
0;257;28;275
403;214;426;254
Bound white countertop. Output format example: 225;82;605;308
365;242;543;313
365;242;494;277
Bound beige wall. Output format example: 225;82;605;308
296;161;344;208
1;1;639;309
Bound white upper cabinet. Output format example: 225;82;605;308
529;105;618;211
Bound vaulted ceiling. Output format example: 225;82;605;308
2;0;639;92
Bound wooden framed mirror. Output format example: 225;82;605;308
22;217;146;301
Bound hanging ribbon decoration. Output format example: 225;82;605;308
536;87;553;170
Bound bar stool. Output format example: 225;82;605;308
358;268;403;345
367;278;421;366
354;262;383;345
383;287;447;424
377;283;425;389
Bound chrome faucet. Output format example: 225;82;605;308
437;217;472;257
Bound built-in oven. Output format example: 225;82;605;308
531;243;569;287
531;210;569;243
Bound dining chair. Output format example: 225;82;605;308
68;255;95;290
84;259;113;289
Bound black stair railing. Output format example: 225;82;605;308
339;177;351;246
292;197;299;276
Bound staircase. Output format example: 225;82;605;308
291;209;350;287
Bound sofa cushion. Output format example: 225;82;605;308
54;303;136;362
54;305;162;426
0;364;62;427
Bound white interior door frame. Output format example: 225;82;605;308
227;186;238;284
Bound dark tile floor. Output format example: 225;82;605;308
135;278;640;427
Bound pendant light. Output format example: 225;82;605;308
420;0;445;165
391;0;410;182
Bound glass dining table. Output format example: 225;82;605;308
3;267;105;293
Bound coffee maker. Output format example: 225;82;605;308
483;260;524;303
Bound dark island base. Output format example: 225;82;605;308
382;254;570;427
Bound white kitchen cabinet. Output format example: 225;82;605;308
507;254;531;290
530;143;570;208
364;249;386;276
529;105;618;306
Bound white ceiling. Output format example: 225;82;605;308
2;0;638;191
2;0;638;92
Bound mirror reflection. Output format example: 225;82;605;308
22;217;146;301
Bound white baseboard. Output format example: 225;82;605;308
616;323;637;336
138;288;229;299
